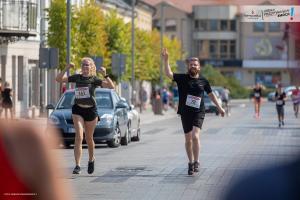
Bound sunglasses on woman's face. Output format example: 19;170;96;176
82;63;90;67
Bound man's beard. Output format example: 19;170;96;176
188;68;199;77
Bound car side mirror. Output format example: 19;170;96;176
46;104;55;110
130;105;134;110
116;102;127;109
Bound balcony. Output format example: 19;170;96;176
0;0;38;43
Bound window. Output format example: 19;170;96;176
230;40;236;59
153;19;160;30
220;40;228;58
209;20;218;31
194;20;199;30
209;40;218;58
196;40;203;56
268;22;280;32
199;20;208;31
230;20;236;31
220;20;228;31
165;19;176;32
253;22;265;32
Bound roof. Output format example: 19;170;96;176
142;0;297;13
65;88;113;93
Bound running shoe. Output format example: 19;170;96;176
188;163;194;175
278;123;281;128
282;121;284;126
194;161;200;173
73;165;81;174
87;160;95;174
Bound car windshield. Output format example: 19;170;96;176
56;91;113;109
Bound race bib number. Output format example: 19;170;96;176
276;100;283;105
254;92;260;97
75;87;90;99
186;95;201;109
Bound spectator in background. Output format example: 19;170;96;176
139;86;148;112
222;87;231;116
292;85;300;118
162;87;169;111
172;84;179;111
1;82;13;120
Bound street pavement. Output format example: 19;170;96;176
55;100;300;200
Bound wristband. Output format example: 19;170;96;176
104;74;109;79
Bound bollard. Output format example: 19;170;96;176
32;106;36;119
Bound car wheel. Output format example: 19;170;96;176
132;128;141;142
107;126;121;148
121;126;130;146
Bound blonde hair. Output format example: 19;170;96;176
81;57;96;76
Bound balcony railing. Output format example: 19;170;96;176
0;0;38;39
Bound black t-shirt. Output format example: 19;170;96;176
68;74;102;106
275;91;286;106
253;88;262;99
173;73;212;116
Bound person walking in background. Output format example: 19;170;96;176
252;83;263;119
291;85;300;118
222;86;231;116
275;84;287;128
172;84;179;111
139;86;148;112
162;87;169;111
1;82;13;120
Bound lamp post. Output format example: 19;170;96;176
131;0;136;105
66;0;71;87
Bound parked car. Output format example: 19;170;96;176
204;92;219;115
284;86;296;100
47;88;132;148
267;92;276;102
120;98;141;142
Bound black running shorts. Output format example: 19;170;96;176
276;105;284;116
72;104;98;121
180;112;204;133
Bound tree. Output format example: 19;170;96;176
47;0;69;70
73;2;108;70
104;10;131;78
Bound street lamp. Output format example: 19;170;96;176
131;0;136;105
160;3;165;89
66;0;71;85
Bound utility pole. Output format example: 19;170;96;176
39;0;46;116
66;0;71;87
160;3;164;89
131;0;136;105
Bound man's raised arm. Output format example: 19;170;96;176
162;48;173;79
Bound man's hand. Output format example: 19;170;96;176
218;107;225;117
162;48;169;63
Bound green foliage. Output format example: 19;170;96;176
47;2;182;83
73;2;108;70
47;0;68;69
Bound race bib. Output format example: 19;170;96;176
276;100;283;105
75;87;90;99
254;92;260;97
186;95;201;109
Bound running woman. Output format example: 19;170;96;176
275;85;287;128
55;57;115;174
292;85;300;118
162;48;225;175
252;83;262;118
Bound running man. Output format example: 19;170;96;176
56;58;115;174
252;83;263;118
275;84;287;128
162;48;225;175
292;85;300;118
